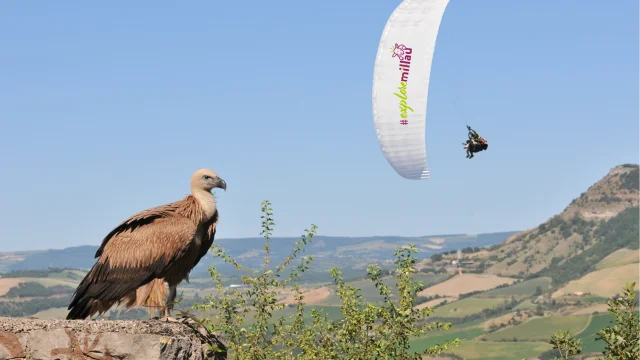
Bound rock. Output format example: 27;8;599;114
0;316;226;360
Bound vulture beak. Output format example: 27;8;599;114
215;177;227;191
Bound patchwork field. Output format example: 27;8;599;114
409;327;486;353
447;341;554;360
0;265;636;360
415;297;455;310
483;315;591;342
192;293;630;359
431;297;506;318
0;278;24;296
29;278;80;288
513;300;537;310
418;274;517;298
322;273;451;305
481;312;528;330
280;287;332;305
479;277;552;298
570;303;610;315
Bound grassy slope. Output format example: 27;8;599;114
595;248;639;270
553;262;640;298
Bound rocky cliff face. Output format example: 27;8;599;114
0;316;226;360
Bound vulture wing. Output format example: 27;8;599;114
67;204;197;319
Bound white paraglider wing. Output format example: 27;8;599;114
372;0;450;180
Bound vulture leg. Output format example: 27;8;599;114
163;283;178;317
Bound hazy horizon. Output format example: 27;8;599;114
3;230;525;253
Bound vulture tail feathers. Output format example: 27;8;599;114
66;297;94;320
66;259;167;320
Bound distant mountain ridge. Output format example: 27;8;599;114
2;232;518;273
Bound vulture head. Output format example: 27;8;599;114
191;168;227;193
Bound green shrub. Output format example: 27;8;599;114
193;201;459;360
545;329;582;360
595;281;639;359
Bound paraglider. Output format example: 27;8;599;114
372;0;450;180
463;125;488;159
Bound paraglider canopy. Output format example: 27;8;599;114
372;0;450;179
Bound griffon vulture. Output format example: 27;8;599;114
66;168;226;320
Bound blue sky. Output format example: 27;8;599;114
0;0;637;251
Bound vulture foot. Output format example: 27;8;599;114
157;315;178;322
156;314;200;326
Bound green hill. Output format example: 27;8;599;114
479;164;638;286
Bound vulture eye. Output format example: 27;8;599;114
203;175;212;180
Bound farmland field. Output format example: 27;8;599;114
280;287;332;305
419;274;517;298
448;341;553;360
570;303;610;315
0;278;25;296
431;297;506;318
578;311;640;353
26;278;79;288
483;314;591;341
409;328;485;353
514;300;537;310
479;277;552;298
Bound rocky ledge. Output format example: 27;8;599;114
0;316;226;360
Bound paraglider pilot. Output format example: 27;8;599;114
463;125;488;159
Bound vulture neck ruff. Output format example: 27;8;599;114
192;189;216;220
